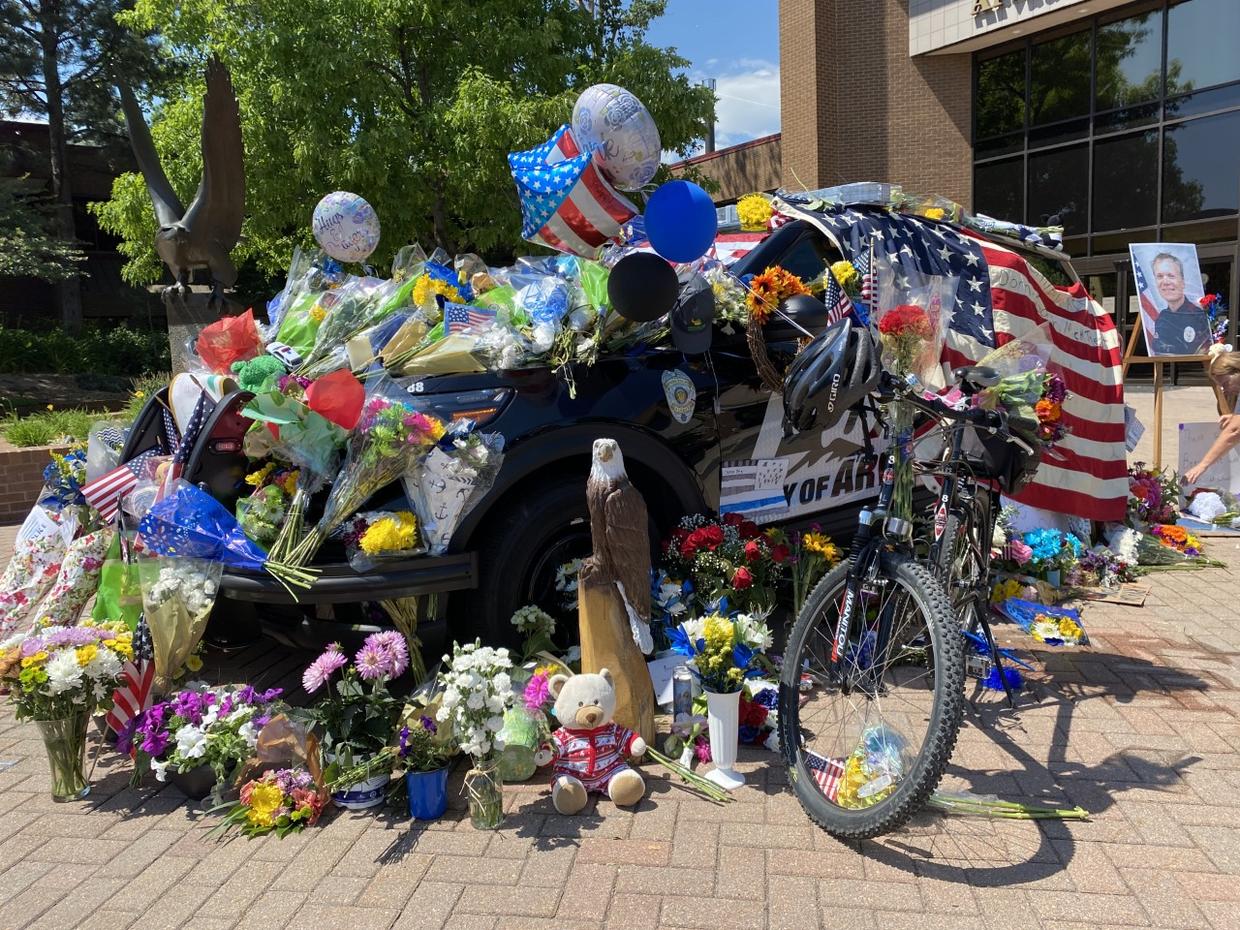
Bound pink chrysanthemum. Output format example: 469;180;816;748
302;647;347;693
364;630;409;678
524;673;552;712
355;643;387;681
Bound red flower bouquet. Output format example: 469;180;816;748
662;513;787;613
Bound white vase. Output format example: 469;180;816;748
705;689;744;791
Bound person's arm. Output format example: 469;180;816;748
1184;417;1240;484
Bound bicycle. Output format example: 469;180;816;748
778;346;1036;840
921;365;1043;707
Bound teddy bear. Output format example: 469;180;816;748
539;669;646;814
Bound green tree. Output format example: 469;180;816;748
0;0;171;331
94;0;715;285
0;175;84;280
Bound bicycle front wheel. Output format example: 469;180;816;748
779;552;964;840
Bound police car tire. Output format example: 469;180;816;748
778;554;965;841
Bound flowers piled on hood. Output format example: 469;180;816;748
145;561;219;616
746;266;808;325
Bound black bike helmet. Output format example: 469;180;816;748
782;317;882;435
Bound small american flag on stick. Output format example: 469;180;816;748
804;750;846;802
81;449;161;523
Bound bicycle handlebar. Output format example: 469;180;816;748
881;371;1038;456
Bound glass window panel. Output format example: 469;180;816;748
1028;144;1088;234
975;132;1024;159
975;49;1026;140
1163;112;1240;223
1030;30;1091;126
1095;101;1160;134
1092;130;1159;231
1166;82;1240;120
974;157;1023;224
1029;117;1089;149
1168;0;1240;94
1095;9;1163;111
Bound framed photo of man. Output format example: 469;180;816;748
1129;243;1211;357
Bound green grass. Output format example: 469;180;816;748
2;407;107;448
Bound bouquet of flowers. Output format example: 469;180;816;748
787;526;843;614
337;510;423;572
1019;528;1085;581
1068;546;1137;589
272;379;446;576
996;598;1088;646
1149;524;1203;558
0;506;78;637
1202;293;1229;345
300;632;409;772
736;193;774;232
1127;463;1181;526
746;266;808;324
395;713;457;775
210;767;326;838
510;605;558;663
1186;488;1240;526
235;464;300;548
38;450;89;516
664;710;710;764
34;528;111;628
1035;373;1069;445
136;556;222;691
662;513;788;614
668;612;768;694
0;619;132;719
405;425;505;556
130;685;285;800
438;640;514;828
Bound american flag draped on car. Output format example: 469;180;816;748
509;124;637;258
778;200;1126;522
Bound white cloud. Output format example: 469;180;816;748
701;59;781;150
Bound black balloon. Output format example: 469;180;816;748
607;252;679;323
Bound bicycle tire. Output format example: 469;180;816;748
934;511;982;631
779;553;965;840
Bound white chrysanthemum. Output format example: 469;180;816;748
84;647;122;682
45;649;84;695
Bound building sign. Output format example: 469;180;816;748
972;0;1003;13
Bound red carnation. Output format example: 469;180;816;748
1202;294;1217;308
770;543;789;564
740;520;761;540
700;525;725;550
731;567;753;590
878;304;932;339
744;540;762;563
722;513;745;527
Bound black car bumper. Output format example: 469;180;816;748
219;552;480;604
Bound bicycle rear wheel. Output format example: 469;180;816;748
779;552;964;840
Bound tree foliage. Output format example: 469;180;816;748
0;176;84;281
94;0;716;286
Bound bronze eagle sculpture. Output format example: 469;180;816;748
581;438;653;654
118;58;244;308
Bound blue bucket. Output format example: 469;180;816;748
406;767;450;820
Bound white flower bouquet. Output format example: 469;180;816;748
137;556;223;692
405;429;505;555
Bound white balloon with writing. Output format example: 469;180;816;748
572;84;661;192
312;191;380;263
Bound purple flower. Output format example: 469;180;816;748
302;647;348;693
523;673;551;712
354;644;387;681
419;715;437;734
397;725;411;758
363;631;409;678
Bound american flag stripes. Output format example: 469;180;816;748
779;199;1126;522
1131;259;1161;326
804;750;845;802
509;125;637;258
443;303;498;335
159;391;212;498
822;273;855;326
857;246;877;311
81;449;161;523
106;616;155;741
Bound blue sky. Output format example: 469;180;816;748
645;0;780;152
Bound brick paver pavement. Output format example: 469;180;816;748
2;519;1240;930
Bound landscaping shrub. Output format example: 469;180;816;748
0;324;171;376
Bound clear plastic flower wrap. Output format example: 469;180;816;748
336;509;425;572
136;553;223;691
404;424;506;556
874;266;957;388
297;275;392;378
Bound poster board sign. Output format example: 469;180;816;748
1129;243;1210;357
1178;422;1240;493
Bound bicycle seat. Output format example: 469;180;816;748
953;365;1001;391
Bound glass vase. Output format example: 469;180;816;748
464;757;504;830
497;705;548;783
35;713;90;802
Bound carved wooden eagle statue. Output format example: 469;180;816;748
118;58;244;307
581;438;653;653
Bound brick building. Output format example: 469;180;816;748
693;0;1240;350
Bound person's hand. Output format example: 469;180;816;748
1221;414;1236;429
1184;464;1206;485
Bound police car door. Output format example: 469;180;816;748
711;228;881;534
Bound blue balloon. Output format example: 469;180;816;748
645;180;717;264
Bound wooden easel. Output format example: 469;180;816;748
1120;314;1226;468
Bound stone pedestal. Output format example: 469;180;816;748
162;287;243;374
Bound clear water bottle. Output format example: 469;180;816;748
672;665;693;718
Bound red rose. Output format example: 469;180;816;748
731;567;753;590
700;525;724;550
1202;294;1217;308
722;513;745;527
771;544;789;564
740;520;761;540
744;540;762;562
680;530;702;560
739;696;768;727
